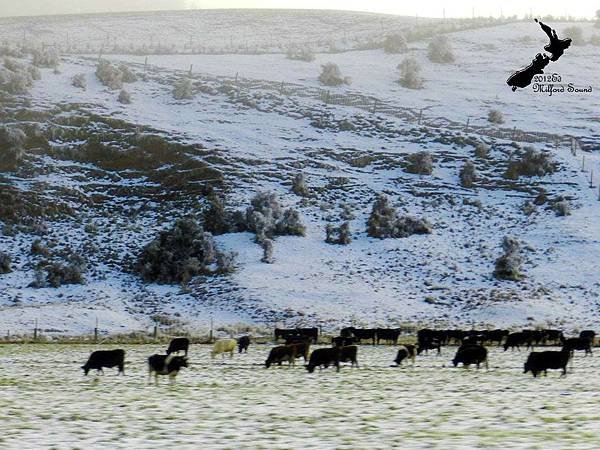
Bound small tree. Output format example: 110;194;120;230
325;222;352;245
367;194;431;239
318;63;351;86
96;60;123;90
0;251;11;274
493;236;523;281
383;33;408;54
505;146;556;179
292;173;310;197
202;193;230;235
459;160;477;188
488;109;505;124
32;47;60;68
397;57;423;89
286;46;315;62
118;64;137;83
405;151;434;175
428;36;455;63
173;77;193;100
474;142;489;159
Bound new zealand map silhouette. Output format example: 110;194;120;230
506;19;572;92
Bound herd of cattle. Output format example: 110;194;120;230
80;327;597;382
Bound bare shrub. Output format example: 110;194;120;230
553;200;571;216
459;160;477;188
505;146;556;179
488;109;505;124
118;64;137;83
367;194;432;239
71;73;86;89
45;257;86;287
0;126;26;170
261;239;274;263
173;77;193;100
286;46;315;62
32;47;60;68
96;60;123;90
245;192;306;242
397;57;423;89
474;143;489;159
427;36;455;63
0;58;35;94
0;251;12;274
405;151;434;175
318;63;351;86
292;173;309;197
383;33;408;53
494;236;523;281
325;222;352;245
118;89;131;104
202;193;231;235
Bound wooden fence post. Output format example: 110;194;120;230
209;316;214;343
33;319;38;341
94;317;99;343
418;108;423;125
465;117;470;132
153;322;158;339
372;99;378;114
189;64;193;76
589;170;594;188
144;56;148;72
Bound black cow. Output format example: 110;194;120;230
82;349;125;376
341;327;377;345
332;336;358;347
542;329;564;345
338;345;359;368
237;336;250;353
579;330;596;342
275;327;318;344
418;329;446;345
524;350;571;377
376;328;401;345
166;337;189;356
148;354;188;384
393;345;416;366
417;339;441;355
306;347;341;373
289;341;310;361
503;332;531;351
452;345;488;369
265;345;297;368
484;329;509;346
562;337;593;356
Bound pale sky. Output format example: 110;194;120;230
0;0;596;19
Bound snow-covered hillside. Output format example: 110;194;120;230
0;13;599;336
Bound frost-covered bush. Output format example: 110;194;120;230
31;239;51;257
0;58;35;94
325;221;352;245
553;200;571;216
286;46;315;62
173;77;193;100
488;109;505;124
404;151;434;175
397;57;423;89
96;60;123;90
202;194;231;235
261;239;274;263
0;251;12;274
383;33;408;53
493;236;523;281
137;218;233;283
0;126;26;170
245;192;306;242
474;142;489;159
563;26;585;45
32;47;60;68
118;89;131;104
505;146;556;179
72;73;86;89
459;160;477;188
521;201;536;216
292;173;309;197
367;194;432;239
45;257;86;287
427;36;455;63
118;64;137;83
318;63;351;86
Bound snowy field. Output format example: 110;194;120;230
0;344;598;449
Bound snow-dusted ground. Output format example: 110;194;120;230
1;14;600;335
0;344;598;449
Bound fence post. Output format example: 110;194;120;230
589;170;594;188
279;80;285;94
372;99;378;114
189;64;193;76
209;316;214;343
33;319;38;341
465;117;470;132
144;56;148;72
153;322;158;339
325;90;330;104
94;317;99;343
234;72;238;85
418;108;423;125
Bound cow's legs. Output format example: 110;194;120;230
118;364;125;375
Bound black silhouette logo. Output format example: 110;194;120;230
507;19;572;92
